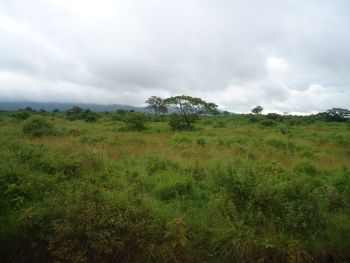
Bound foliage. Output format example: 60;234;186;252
168;113;197;130
164;95;218;129
22;116;57;137
146;96;168;115
84;114;98;123
66;106;83;120
12;110;31;120
252;105;263;114
123;112;148;131
66;107;99;122
323;108;350;122
164;95;218;116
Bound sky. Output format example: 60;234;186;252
0;0;349;114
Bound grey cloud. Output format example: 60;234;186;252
0;0;349;112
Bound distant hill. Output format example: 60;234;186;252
0;102;150;112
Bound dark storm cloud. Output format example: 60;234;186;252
0;0;349;113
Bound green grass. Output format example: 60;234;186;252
0;111;349;262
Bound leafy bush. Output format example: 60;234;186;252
145;155;177;176
248;114;262;123
22;116;57;137
169;113;197;130
123;112;148;131
154;177;194;201
84;114;98;123
266;113;281;120
47;185;167;263
66;107;99;122
12;110;31;120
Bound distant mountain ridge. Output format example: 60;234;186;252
0;102;149;112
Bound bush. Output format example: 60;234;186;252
248;114;262;123
84;114;98;123
123;112;148;131
168;114;197;130
22;116;56;137
47;185;167;263
66;107;99;122
13;110;31;120
266;113;281;120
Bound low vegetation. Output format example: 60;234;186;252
0;101;349;262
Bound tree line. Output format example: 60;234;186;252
6;95;350;131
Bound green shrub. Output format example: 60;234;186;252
248;114;262;123
12;110;31;120
123;112;148;131
155;178;194;201
22;116;57;137
84;114;98;123
145;155;177;176
169;113;197;131
47;185;167;263
266;113;281;120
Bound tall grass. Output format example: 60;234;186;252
0;112;349;262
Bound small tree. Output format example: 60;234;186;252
252;106;263;114
164;95;218;130
146;96;168;115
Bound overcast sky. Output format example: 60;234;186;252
0;0;349;113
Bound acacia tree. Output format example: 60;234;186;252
145;96;168;115
252;106;263;114
164;95;218;129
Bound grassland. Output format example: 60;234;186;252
0;111;349;262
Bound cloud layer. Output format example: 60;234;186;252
0;0;349;113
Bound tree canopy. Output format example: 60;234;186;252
164;95;218;116
323;108;350;122
252;106;263;114
145;96;168;115
164;95;218;129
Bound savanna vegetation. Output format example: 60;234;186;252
0;98;349;262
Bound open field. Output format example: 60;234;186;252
0;111;349;262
